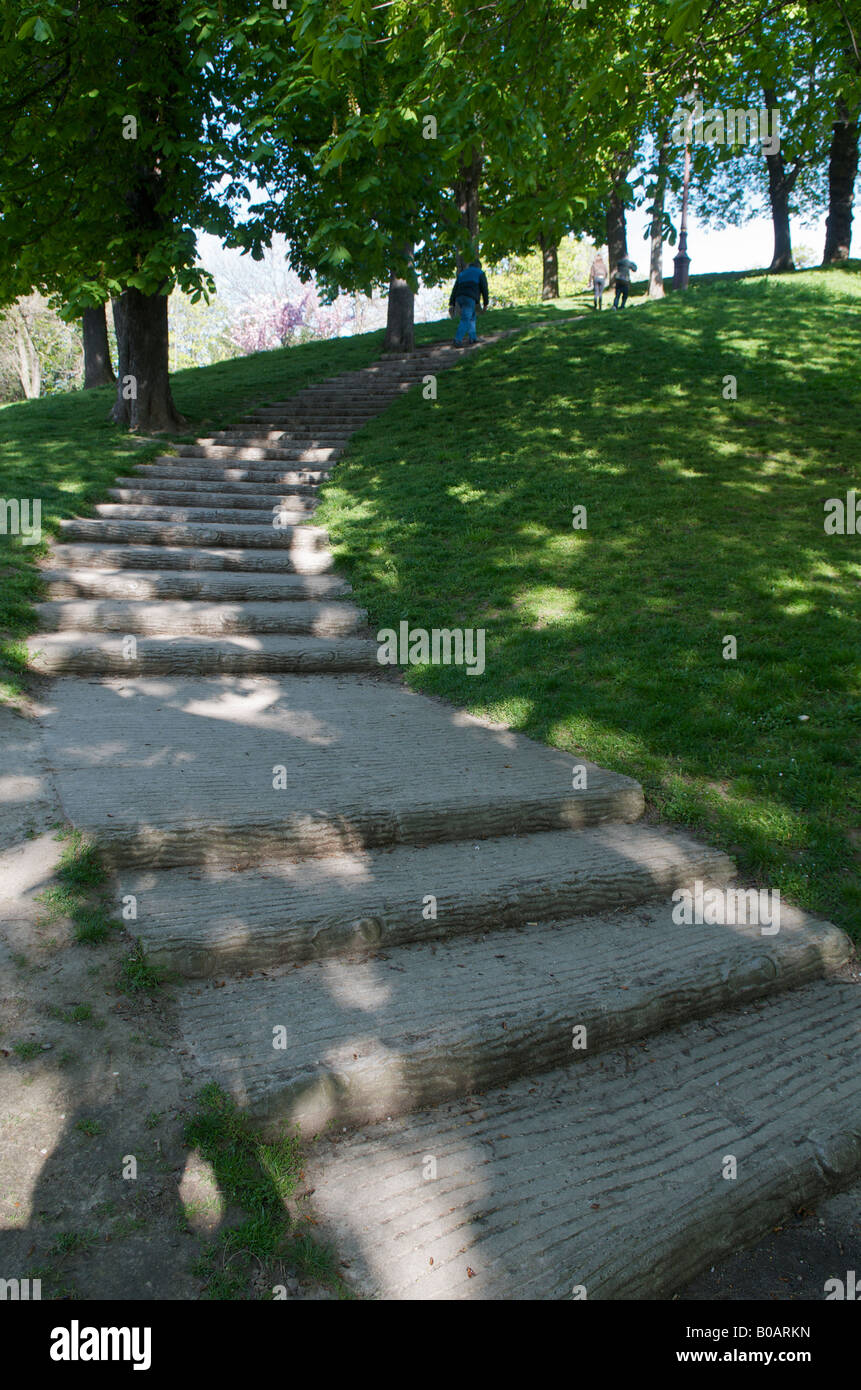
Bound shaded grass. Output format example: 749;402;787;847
183;1083;350;1300
315;265;861;938
0;301;577;701
35;826;122;945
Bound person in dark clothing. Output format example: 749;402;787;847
449;260;489;345
612;254;637;309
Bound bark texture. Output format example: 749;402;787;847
763;87;796;272
538;233;560;299
383;246;415;354
823;105;859;263
82;304;115;388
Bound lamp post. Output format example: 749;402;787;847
673;136;691;289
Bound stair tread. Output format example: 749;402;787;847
37;673;644;868
178;898;848;1133
124;823;733;975
302;978;861;1299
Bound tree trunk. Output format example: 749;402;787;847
110;288;185;431
649;131;670;298
383;246;415;354
823;105;859;263
606;187;628;277
763;87;795;272
82;304;115;388
13;309;40;398
454;144;483;268
538;233;560;299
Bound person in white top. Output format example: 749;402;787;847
588;253;608;310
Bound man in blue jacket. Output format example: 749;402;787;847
449;259;489;345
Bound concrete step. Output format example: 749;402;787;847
41;568;352;602
93;502;316;526
124;825;733;976
107;488;320;511
147;462;332;485
58;518;332;555
301;977;861;1299
176;444;340;462
48;544;335;574
178;899;850;1134
211;414;380;431
33;597;365;637
38;673;645;869
212;426;356;439
26;632;378;677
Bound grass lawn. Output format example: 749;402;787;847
314;267;861;938
0;298;576;700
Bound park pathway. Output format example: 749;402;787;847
27;329;861;1299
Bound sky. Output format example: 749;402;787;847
627;205;834;276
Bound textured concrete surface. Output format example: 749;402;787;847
37;673;643;866
126;826;733;975
177;898;850;1134
304;980;861;1300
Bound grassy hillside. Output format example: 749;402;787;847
314;267;861;937
0;300;573;699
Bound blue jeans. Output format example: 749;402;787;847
454;296;477;342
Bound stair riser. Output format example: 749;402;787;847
95;505;315;525
148;464;332;484
135;843;732;977
34;604;364;637
176;446;339;461
108;490;319;509
59;521;330;552
29;643;378;677
220;930;852;1139
48;546;334;574
43;573;351;600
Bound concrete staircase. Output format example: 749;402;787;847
30;334;860;1300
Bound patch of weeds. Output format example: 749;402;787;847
49;1229;98;1259
10;951;28;969
55;828;107;891
118;944;163;995
57;1049;77;1068
290;1231;342;1284
111;1214;149;1239
75;1118;104;1138
49;1003;105;1028
12;1039;42;1060
183;1084;350;1300
145;1110;164;1130
35;827;121;945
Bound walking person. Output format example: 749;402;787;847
449;259;489;346
612;253;638;309
589;252;608;310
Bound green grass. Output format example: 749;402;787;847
183;1083;351;1300
117;943;164;995
35;826;122;945
0;301;577;701
314;265;861;939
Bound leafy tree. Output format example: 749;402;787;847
0;0;245;429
